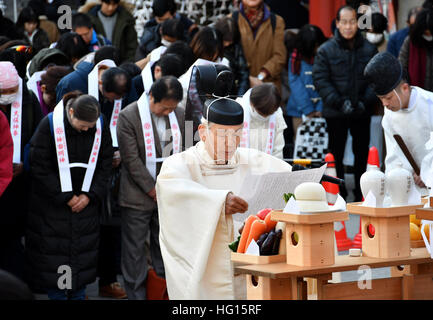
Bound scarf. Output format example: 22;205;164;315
241;2;265;32
409;41;427;89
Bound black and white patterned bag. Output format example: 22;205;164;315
293;117;329;160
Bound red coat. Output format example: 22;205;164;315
0;111;13;196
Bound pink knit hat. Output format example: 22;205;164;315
0;61;19;89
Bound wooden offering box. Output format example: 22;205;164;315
347;203;424;259
271;210;349;267
231;253;287;300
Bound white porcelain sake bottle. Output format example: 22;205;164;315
385;163;412;207
360;165;385;207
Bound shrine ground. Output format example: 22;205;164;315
34;172;389;300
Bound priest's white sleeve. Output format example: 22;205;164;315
156;153;231;299
382;115;412;173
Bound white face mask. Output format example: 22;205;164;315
161;38;172;47
0;93;18;105
250;105;269;121
366;32;384;44
423;34;433;42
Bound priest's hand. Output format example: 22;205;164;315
148;188;157;202
12;162;23;178
413;173;426;188
225;192;248;215
71;194;90;213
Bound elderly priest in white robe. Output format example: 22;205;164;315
156;97;292;299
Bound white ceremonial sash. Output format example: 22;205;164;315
10;78;23;163
27;70;45;103
238;89;277;155
53;101;102;192
141;60;155;95
88;59;121;147
150;45;167;62
137;94;181;180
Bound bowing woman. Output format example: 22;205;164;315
26;91;113;300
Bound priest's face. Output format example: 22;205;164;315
199;123;243;162
378;83;410;112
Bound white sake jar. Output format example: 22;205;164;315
385;163;412;207
360;165;385;207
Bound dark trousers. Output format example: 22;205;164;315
97;225;122;287
120;206;165;300
326;116;371;201
0;237;26;284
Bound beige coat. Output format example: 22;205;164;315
235;10;287;90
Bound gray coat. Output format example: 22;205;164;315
117;101;185;211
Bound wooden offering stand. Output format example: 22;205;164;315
271;210;349;267
234;203;433;300
346;203;423;259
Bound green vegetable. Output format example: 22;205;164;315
283;193;296;203
228;235;241;252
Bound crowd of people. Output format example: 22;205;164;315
1;0;433;300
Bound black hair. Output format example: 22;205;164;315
423;0;433;10
16;7;39;30
0;36;10;47
214;16;240;44
250;83;281;116
190;26;223;61
101;67;131;97
346;0;371;10
408;7;422;23
164;40;195;73
0;270;34;300
40;65;72;93
370;12;388;33
410;8;433;47
295;24;327;60
150;75;183;103
72;13;93;30
155;53;185;78
284;30;297;55
63;91;100;122
101;0;120;3
152;0;177;18
336;5;357;21
55;32;89;63
161;18;184;40
94;45;120;66
119;62;142;78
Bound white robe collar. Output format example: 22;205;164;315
193;141;239;175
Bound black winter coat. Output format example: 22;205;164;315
26;110;113;291
312;30;379;119
0;86;43;240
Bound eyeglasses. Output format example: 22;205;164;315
10;45;32;54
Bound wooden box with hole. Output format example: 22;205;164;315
270;210;349;267
347;203;424;259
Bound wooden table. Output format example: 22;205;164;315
234;248;433;300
